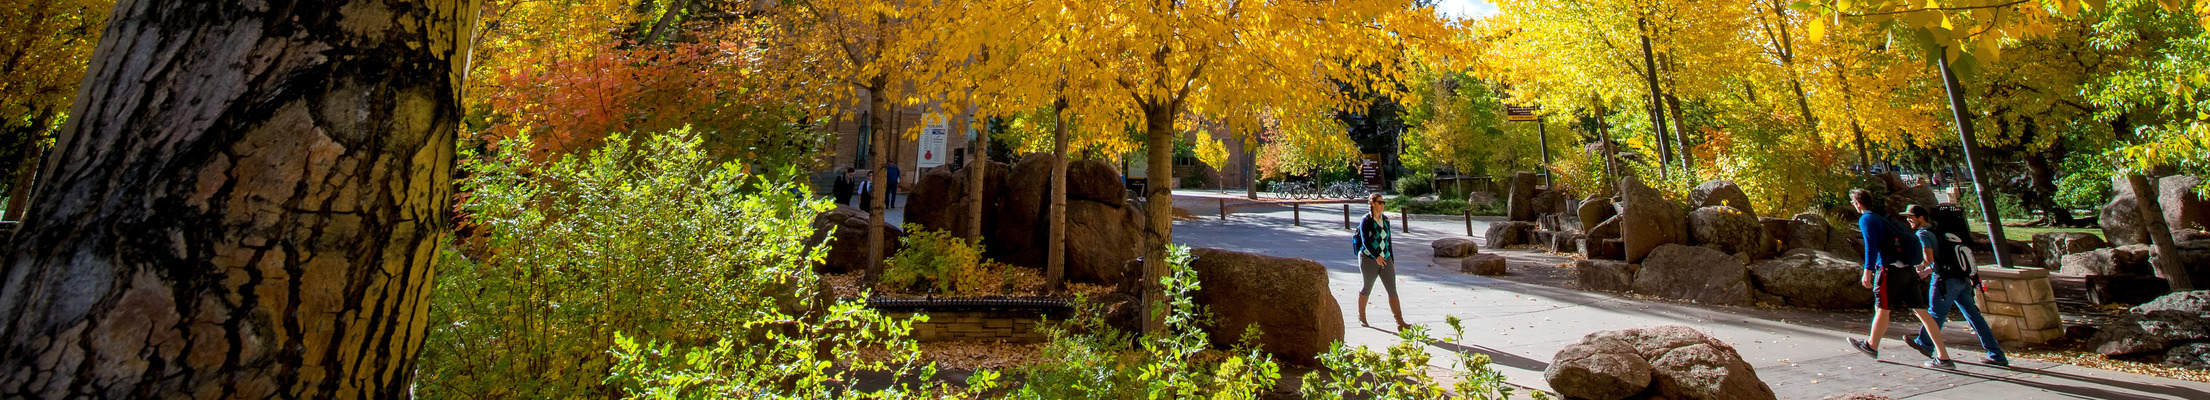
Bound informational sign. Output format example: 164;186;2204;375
917;118;949;168
1505;104;1540;122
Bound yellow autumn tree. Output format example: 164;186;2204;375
922;0;1466;331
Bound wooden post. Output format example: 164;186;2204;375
1219;198;1227;220
1343;204;1351;230
1294;203;1301;226
1401;210;1410;233
1465;209;1473;236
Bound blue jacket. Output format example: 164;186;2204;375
1858;213;1921;270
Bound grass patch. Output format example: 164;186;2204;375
1966;219;2100;242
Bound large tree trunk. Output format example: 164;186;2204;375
0;1;478;397
2127;174;2194;290
1140;101;1176;334
966;110;986;242
1047;99;1068;293
864;80;890;283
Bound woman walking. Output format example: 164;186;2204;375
1354;194;1410;330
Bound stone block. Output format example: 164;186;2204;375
2027;278;2056;303
1983;285;2010;303
985;318;1014;329
1984;301;2023;317
1989;315;2023;341
2024;304;2062;331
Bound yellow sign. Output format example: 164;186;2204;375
1506;114;1539;121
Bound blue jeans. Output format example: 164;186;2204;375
1912;276;2006;361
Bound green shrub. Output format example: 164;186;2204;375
1397;172;1437;197
881;225;1043;296
1009;244;1281;398
421;130;945;399
1386;196;1480;215
1302;316;1530;400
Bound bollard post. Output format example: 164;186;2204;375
1343;204;1351;230
1401;210;1409;233
1294;203;1301;226
1219;198;1227;220
1465;209;1473;236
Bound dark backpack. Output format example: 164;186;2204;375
1924;205;1980;279
1882;214;1923;265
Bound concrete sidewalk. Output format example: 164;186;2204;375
1170;203;2210;399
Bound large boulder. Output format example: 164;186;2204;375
1577;259;1639;292
1487;221;1536;249
904;159;1011;238
2165;343;2210;371
1619;176;1689;263
1690;206;1770;259
973;155;1153;287
1750;249;1875;309
1462;254;1508;276
1789;213;1830;252
1545;326;1776;400
1965;231;2043;268
2162;175;2209;231
1188;248;1345;365
1583;238;1627;261
1545;333;1653;400
1826;223;1865;262
2034;232;2108;268
1691;180;1757;217
2089;291;2210;356
2085;275;2172;307
904;166;967;233
1634;244;1756;306
1064;200;1149;285
1532;189;1571;217
1067;159;1129;206
1581;196;1619;232
1433;237;1482;258
2060;246;2153;276
1507;171;1541;221
808;206;905;274
2104;176;2151;246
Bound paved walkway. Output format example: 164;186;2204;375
1168;196;2210;399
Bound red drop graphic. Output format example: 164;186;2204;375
925;150;933;160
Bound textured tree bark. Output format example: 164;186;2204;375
1046;98;1067;293
2127;174;2193;290
1635;17;1672;180
1141;101;1176;334
864;77;890;283
965;108;986;243
0;0;478;397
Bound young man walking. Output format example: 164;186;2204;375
1847;189;1949;366
1901;204;2010;368
1354;194;1409;331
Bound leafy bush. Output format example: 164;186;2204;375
1009;245;1283;398
1386;196;1493;216
421;130;940;399
881;225;1043;296
1302;316;1530;400
1397;171;1437;197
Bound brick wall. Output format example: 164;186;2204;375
890;310;1051;343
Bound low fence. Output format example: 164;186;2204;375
1212;198;1483;236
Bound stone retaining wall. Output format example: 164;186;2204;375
1976;267;2063;344
889;310;1050;343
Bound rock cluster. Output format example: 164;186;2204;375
2088;291;2210;370
899;155;1151;288
1544;325;1777;400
